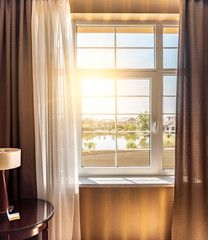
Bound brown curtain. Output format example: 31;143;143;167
172;0;208;239
0;0;36;199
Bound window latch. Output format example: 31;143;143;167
152;121;158;133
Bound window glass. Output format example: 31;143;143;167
163;97;176;114
82;97;115;114
81;77;151;167
117;79;149;96
117;115;150;132
82;78;115;96
77;27;115;47
163;27;179;47
82;150;115;167
116;27;154;47
82;115;115;131
163;76;177;95
77;25;179;173
117;97;149;114
117;49;154;69
163;49;178;69
77;26;155;69
163;26;179;69
77;49;115;69
163;75;177;170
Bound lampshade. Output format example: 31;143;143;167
0;148;21;170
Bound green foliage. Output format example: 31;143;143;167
124;123;130;131
137;114;149;131
139;137;149;148
107;126;112;131
82;124;94;131
84;141;96;150
163;133;175;147
117;124;124;131
126;140;137;149
128;122;137;131
124;122;137;131
82;132;96;141
117;133;137;141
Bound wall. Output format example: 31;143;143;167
80;187;174;240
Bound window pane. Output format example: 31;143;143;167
82;150;115;167
117;150;150;167
77;27;115;47
117;132;150;166
77;49;115;69
82;115;115;131
163;132;175;148
163;148;175;169
117;79;149;96
82;133;116;150
82;78;115;96
117;49;154;69
117;115;150;132
117;133;150;150
163;97;176;114
116;27;154;47
163;49;178;69
163;27;179;47
117;97;149;114
163;114;175;170
82;97;115;114
163;76;177;95
163;115;176;133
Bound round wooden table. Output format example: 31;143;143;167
0;198;54;240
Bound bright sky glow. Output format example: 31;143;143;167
163;76;177;95
163;49;178;69
163;34;179;47
163;97;176;114
116;49;154;69
77;26;179;70
77;49;115;69
116;33;154;47
82;79;115;96
117;79;149;96
77;33;114;47
81;78;150;115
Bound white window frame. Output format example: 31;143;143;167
73;21;178;177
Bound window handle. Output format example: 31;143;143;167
152;121;158;133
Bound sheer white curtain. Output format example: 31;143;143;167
31;0;80;239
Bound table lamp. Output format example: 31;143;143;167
0;148;21;213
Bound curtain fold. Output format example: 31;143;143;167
172;0;208;239
31;1;81;239
0;0;37;199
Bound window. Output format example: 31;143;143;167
163;75;177;170
75;23;179;176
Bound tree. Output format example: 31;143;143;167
84;141;96;150
120;133;137;141
128;122;137;131
117;124;124;131
139;137;149;148
137;114;149;131
126;140;137;149
163;133;175;147
82;132;96;141
124;123;130;131
82;124;94;131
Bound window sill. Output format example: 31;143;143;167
79;176;174;188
